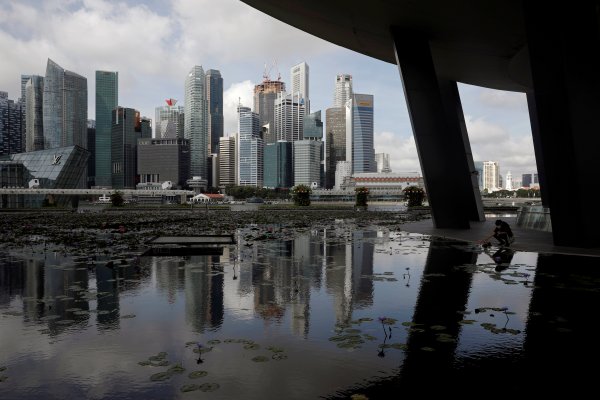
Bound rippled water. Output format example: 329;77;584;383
1;224;599;398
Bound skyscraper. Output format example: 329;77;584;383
505;171;513;190
264;141;292;189
274;92;305;142
375;153;391;173
333;74;352;108
219;135;236;187
254;79;285;144
205;69;224;154
43;59;87;150
155;99;184;139
25;76;44;152
111;107;145;189
237;105;263;187
346;94;375;174
325;107;346;188
290;62;309;112
294;140;321;187
0;91;24;156
482;161;499;192
184;66;208;178
95;70;118;187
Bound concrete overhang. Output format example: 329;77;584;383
241;0;532;92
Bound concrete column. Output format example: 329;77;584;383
523;1;600;247
391;28;483;228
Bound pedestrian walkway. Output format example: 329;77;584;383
401;217;600;257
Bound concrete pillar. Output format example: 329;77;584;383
523;1;600;247
391;28;484;228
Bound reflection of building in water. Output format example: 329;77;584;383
183;254;225;332
350;231;375;307
153;257;186;303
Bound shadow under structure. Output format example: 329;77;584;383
240;0;600;247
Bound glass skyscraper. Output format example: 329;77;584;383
237;106;262;187
346;94;375;174
264;141;292;189
184;66;208;178
325;107;346;188
275;92;305;142
0;92;24;156
25;76;44;152
290;62;309;112
95;70;118;187
43;59;87;150
205;69;224;154
111;107;144;189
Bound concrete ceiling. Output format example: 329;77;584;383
241;0;532;92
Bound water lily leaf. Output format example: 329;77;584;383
198;382;220;392
421;346;436;352
180;384;199;392
207;339;221;345
459;319;476;325
390;343;408;350
430;325;446;331
362;334;377;341
345;328;361;334
266;346;284;353
272;353;288;360
168;364;186;374
151;360;170;367
138;361;151;366
188;370;208;379
252;356;270;362
150;372;171;381
243;343;260;350
193;347;213;354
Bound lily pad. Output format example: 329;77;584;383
168;364;186;374
180;384;199;392
189;370;208;379
198;382;220;392
390;343;408;350
207;339;221;345
243;343;260;350
272;353;288;360
266;346;284;353
251;355;270;362
430;325;447;331
138;361;151;366
150;372;171;381
421;346;436;352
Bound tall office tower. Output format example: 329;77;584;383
87;119;96;187
482;161;500;192
333;74;352;108
185;65;209;178
43;59;88;149
155;99;184;139
294;140;321;187
290;62;309;112
237;105;263;187
0;91;24;156
274;92;305;142
505;171;513;190
20;75;31;104
95;70;118;187
25;75;44;152
334;161;352;190
375;153;391;173
111;107;144;189
303;110;324;184
325;107;346;188
264;141;293;189
205;69;224;154
207;153;219;188
253;79;285;144
346;94;375;174
219;135;236;187
521;172;539;188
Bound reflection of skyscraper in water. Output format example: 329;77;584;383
351;231;376;307
184;255;225;333
154;257;186;304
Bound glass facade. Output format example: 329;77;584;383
325;107;346;188
111;107;144;189
274;92;305;142
294;140;321;187
237;106;263;187
43;59;87;150
1;145;89;208
264;141;292;189
346;94;375;174
155;104;184;139
206;69;224;154
218;136;236;187
25;76;44;152
0;92;24;156
184;66;208;178
95;70;118;187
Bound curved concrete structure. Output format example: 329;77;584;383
242;0;600;248
242;0;531;91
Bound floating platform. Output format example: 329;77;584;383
143;235;235;256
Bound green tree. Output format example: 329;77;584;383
355;187;369;207
110;191;124;207
403;186;425;207
291;185;311;206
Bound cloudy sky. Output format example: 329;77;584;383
0;0;537;179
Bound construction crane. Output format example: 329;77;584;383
263;59;281;82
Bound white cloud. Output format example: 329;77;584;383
374;131;421;173
223;80;255;134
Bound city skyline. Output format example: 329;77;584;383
0;0;536;178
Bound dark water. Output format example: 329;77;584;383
1;224;599;398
